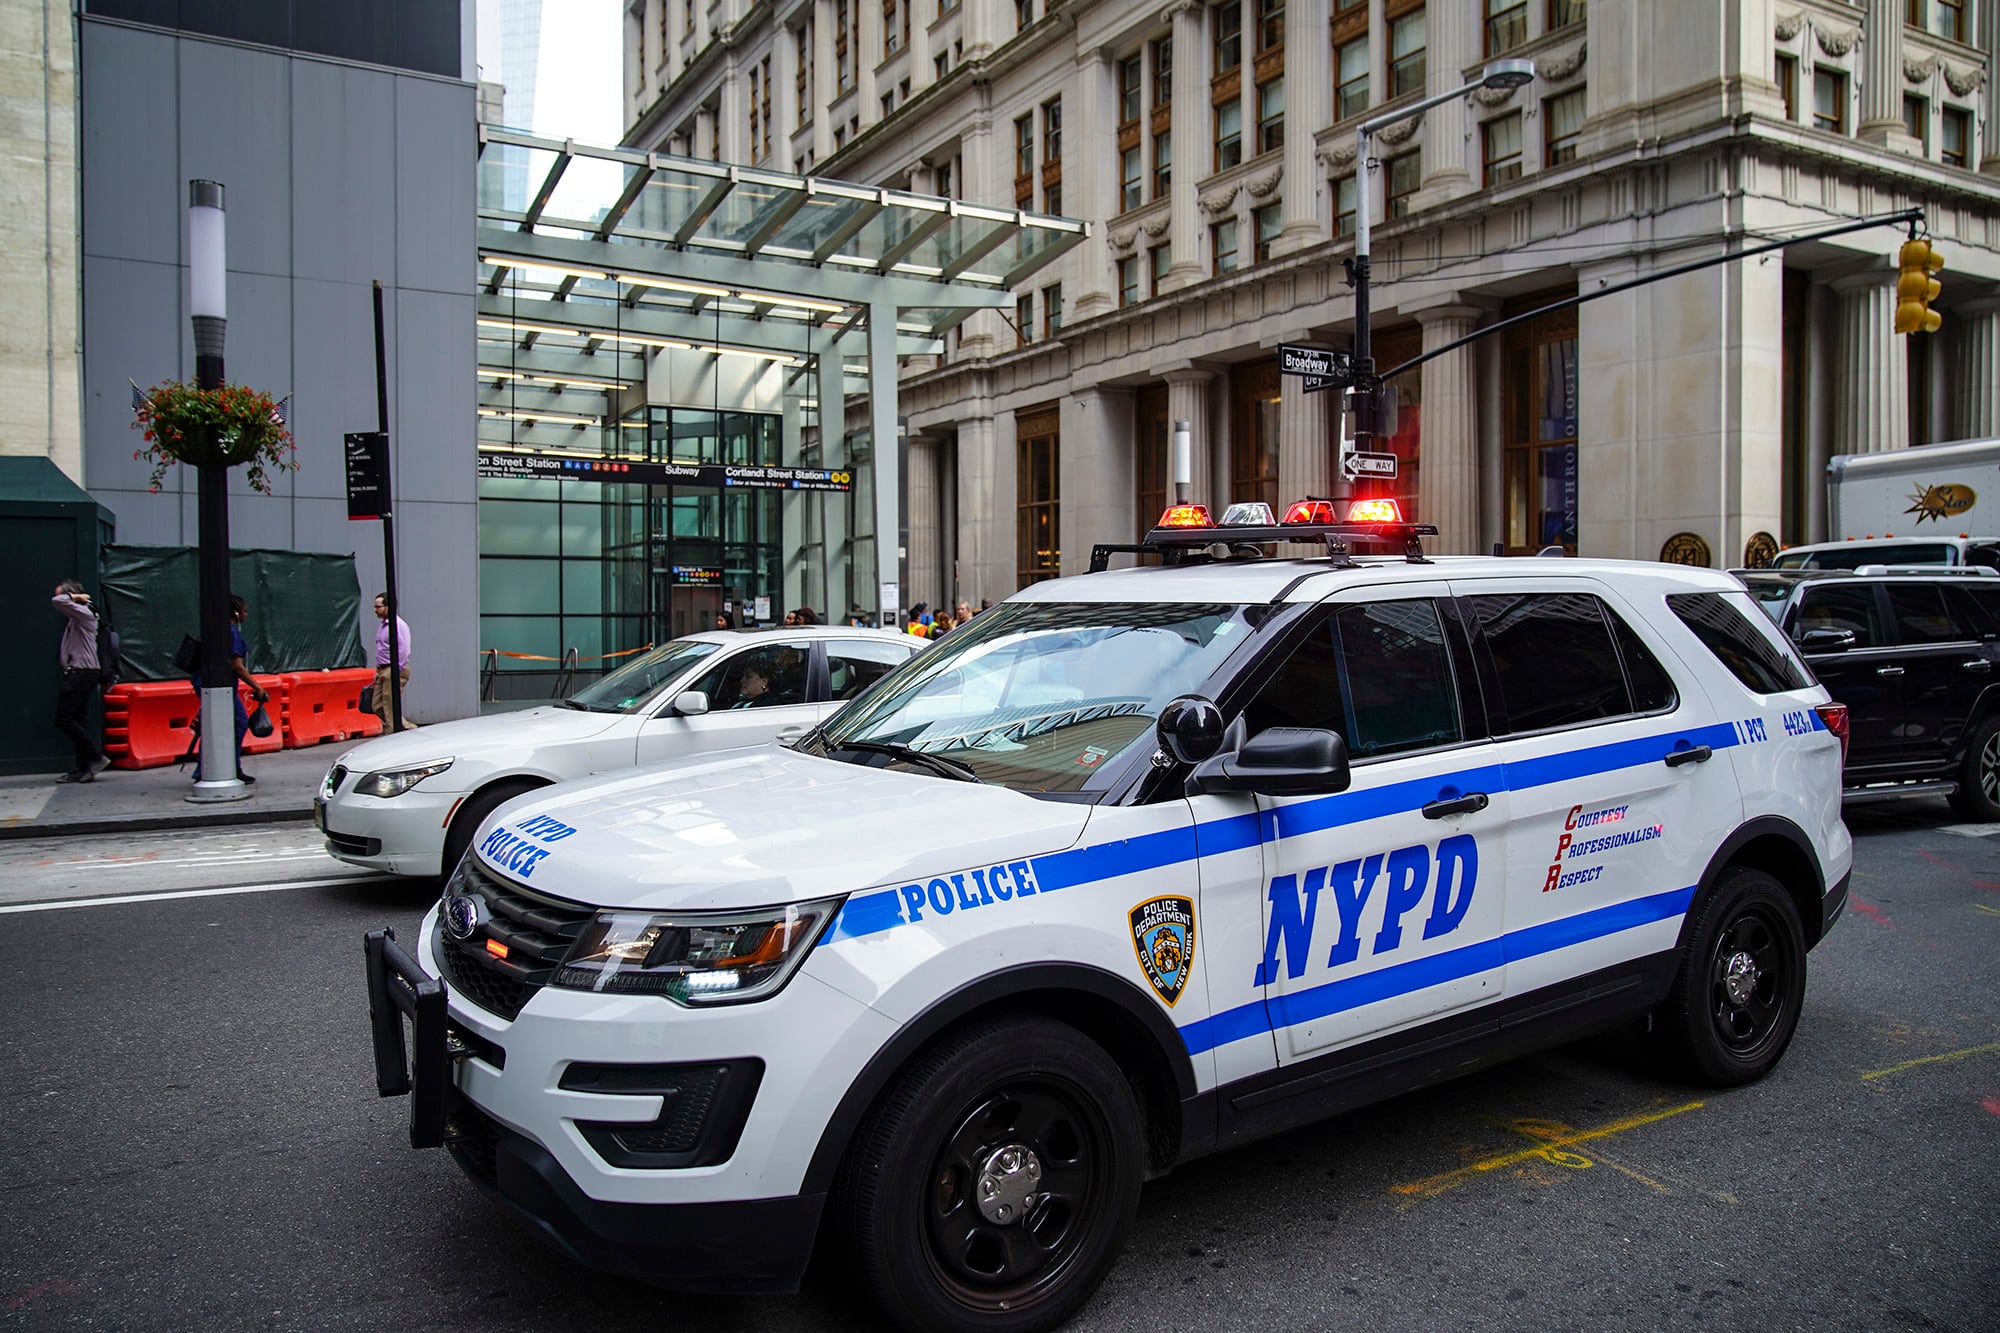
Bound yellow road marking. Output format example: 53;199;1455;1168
1392;1101;1704;1201
1973;903;2000;918
1860;1041;2000;1082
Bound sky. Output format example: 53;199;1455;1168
476;0;623;145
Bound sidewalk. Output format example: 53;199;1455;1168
0;744;345;839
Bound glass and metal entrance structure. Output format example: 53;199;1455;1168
474;128;1082;693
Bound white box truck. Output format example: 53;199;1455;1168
1772;437;2000;569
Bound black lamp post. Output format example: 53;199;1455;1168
187;179;246;802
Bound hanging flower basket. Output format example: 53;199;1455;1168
131;380;297;495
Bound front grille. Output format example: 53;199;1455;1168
445;1089;501;1186
433;857;593;1020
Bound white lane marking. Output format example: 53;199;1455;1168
0;875;389;914
1936;823;2000;837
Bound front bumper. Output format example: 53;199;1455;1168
321;787;457;877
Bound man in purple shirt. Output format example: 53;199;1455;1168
373;592;414;731
50;579;109;782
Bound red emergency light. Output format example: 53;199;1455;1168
1346;498;1403;524
1156;504;1214;528
1283;499;1336;525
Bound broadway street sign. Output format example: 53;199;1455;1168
1278;343;1352;383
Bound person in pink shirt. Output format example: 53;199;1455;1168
372;593;415;731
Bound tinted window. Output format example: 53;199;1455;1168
1787;542;1956;570
826;639;911;701
1464;593;1630;732
1795;585;1884;648
1247;600;1462;759
691;641;812;709
1886;583;1970;644
1945;584;2000;638
1608;611;1677;712
1666;592;1811;694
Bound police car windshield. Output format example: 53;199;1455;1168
811;601;1251;792
565;638;721;713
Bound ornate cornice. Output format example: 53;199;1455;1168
1319;139;1359;168
1197;182;1241;217
1945;63;1985;97
1775;11;1806;42
1471;83;1519;107
1245;165;1283;198
1813;23;1858;58
1376;114;1421;146
1905;54;1940;83
1108;226;1138;253
1141;215;1172;239
1538;41;1588;85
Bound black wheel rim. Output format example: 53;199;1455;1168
1707;905;1796;1058
921;1077;1112;1311
1979;729;2000;807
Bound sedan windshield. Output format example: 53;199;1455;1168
565;638;722;713
809;602;1254;792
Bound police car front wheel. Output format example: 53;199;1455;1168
842;1016;1144;1333
1658;867;1808;1087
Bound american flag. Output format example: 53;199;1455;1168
273;394;290;426
129;379;144;413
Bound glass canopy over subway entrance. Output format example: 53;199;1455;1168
474;127;1083;694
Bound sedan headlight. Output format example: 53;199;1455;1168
355;759;454;798
553;897;843;1005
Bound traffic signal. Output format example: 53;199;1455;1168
1895;237;1944;334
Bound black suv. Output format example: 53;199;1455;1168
1737;566;2000;819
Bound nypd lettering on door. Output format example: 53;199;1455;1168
1254;834;1479;985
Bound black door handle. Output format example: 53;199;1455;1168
1664;745;1712;768
1422;792;1490;819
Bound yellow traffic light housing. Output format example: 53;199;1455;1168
1895;237;1944;334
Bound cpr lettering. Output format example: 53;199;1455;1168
1253;835;1478;985
895;860;1042;924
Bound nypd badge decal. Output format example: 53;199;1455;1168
1130;896;1196;1007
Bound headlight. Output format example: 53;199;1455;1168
355;759;454;798
553;897;842;1005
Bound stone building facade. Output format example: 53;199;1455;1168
628;0;2000;608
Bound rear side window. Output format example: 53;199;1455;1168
1945;584;2000;638
1886;583;1972;644
1463;593;1635;732
826;639;911;701
1795;585;1885;648
1666;592;1811;694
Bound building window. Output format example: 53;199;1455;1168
1154;38;1173;107
935;51;949;79
1154;130;1172;198
1136;384;1168;539
1015;114;1035;178
1258;75;1285;152
883;0;900;56
1045;178;1062;214
1483;113;1522;186
1486;0;1527;56
1548;0;1586;28
1336;37;1369;120
1904;94;1929;153
1230;360;1281;513
1044;97;1063;168
796;26;812;129
1545;88;1585;164
1213;218;1240;275
1120;54;1144;123
936;160;953;197
1043;283;1063;336
1254;202;1281;262
1016;291;1035;345
1016;0;1034;32
1386;151;1421;218
1216;99;1243;170
1942;106;1972;167
1150;244;1172;295
1120;146;1142;211
1503;299;1580;553
836;0;853;93
1118;255;1140;307
1334;175;1356;237
1215;1;1242;73
1017;407;1060;585
1256;0;1285;54
1813;68;1847;134
1930;0;1966;43
1390;9;1426;99
1774;52;1796;121
749;56;773;160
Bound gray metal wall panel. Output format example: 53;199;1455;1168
80;24;179;266
290;276;386;501
176;40;292;281
290;60;398;288
394;290;475;504
81;256;185;521
395;77;475;293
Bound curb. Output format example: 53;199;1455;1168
0;805;315;841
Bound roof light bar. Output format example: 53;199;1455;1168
1157;504;1214;528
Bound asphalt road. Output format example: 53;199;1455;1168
0;808;1994;1330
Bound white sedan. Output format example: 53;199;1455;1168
316;626;917;878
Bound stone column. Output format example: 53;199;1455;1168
1416;305;1483;555
1955;298;2000;438
1276;340;1335;505
1060;387;1137;576
1986;0;2000;174
957;411;1007;600
1275;0;1332;255
1164;368;1217;505
858;0;880;122
1833;268;1909;455
959;111;999;353
1072;48;1119;317
1414;0;1474;208
813;0;836;166
910;2;932;91
716;60;744;163
773;22;798;171
906;435;942;611
1857;0;1920;152
1164;1;1208;288
1368;0;1388;105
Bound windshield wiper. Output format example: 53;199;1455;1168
833;740;983;783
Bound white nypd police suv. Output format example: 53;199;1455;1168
364;501;1851;1333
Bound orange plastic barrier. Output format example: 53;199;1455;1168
103;681;198;769
280;667;383;747
238;674;285;755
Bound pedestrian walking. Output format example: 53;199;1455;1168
50;579;109;783
194;593;268;784
373;592;414;731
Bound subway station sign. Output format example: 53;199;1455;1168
478;449;852;492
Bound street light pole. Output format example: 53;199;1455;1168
187;179;247;803
1344;59;1535;489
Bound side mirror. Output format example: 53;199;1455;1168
1156;695;1225;764
1799;628;1857;654
670;689;711;716
1186;726;1352;798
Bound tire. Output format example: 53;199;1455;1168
1948;714;2000;822
841;1017;1144;1333
439;779;543;882
1656;867;1807;1087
